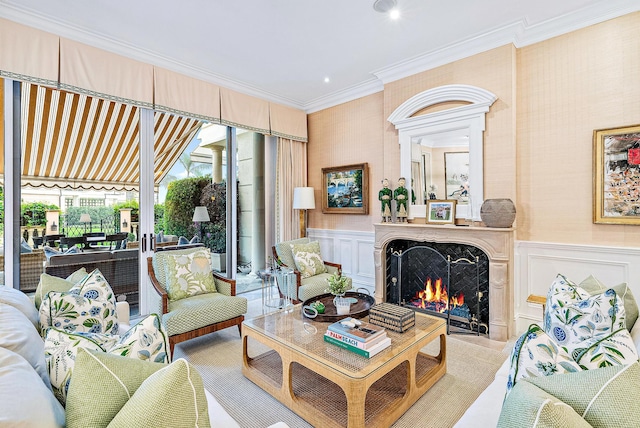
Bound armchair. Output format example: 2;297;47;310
272;237;352;303
148;246;247;354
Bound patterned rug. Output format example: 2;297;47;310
174;305;508;428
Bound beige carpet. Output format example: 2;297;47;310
174;323;507;428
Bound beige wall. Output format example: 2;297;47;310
307;12;640;248
516;12;640;245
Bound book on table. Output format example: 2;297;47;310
324;334;391;358
326;317;386;343
325;329;388;350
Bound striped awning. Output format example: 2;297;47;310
18;83;203;191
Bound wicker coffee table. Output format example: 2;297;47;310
242;306;447;428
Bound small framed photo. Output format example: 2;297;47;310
426;200;456;224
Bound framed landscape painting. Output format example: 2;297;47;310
321;163;369;214
426;200;456;224
593;124;640;225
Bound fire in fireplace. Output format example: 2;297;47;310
409;277;471;320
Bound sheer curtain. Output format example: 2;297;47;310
276;137;307;242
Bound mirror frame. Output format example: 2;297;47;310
388;84;497;221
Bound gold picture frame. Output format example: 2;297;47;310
321;163;369;214
593;124;640;225
426;199;456;224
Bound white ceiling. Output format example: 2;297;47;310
1;0;638;112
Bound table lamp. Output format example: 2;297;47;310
293;187;315;238
192;206;210;241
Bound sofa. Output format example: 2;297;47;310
455;274;640;427
45;248;139;305
0;284;287;428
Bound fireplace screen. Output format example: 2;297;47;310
386;240;489;335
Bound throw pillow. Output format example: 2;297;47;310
0;304;52;389
290;240;327;279
543;273;589;329
164;249;217;301
498;380;591;428
0;285;39;329
525;361;640;427
34;268;88;310
177;236;190;245
66;349;167;428
152;246;209;291
190;234;200;244
156;231;165;243
20;237;33;253
107;358;211;428
572;328;638;370
0;347;65;428
580;274;639;331
44;314;170;405
506;324;580;396
39;268;119;337
545;276;626;355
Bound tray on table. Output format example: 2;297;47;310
301;291;375;322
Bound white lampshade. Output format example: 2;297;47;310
79;213;92;223
192;206;210;222
293;187;315;210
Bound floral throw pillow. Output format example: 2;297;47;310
572;328;639;370
506;324;581;396
164;249;217;301
44;313;170;405
290;241;327;278
545;285;626;356
39;269;118;337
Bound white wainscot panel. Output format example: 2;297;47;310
307;228;375;293
515;241;640;336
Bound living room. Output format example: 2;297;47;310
2;1;640;427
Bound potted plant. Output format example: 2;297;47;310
326;271;351;297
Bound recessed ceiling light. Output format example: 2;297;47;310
389;9;400;20
373;0;397;13
324;77;330;83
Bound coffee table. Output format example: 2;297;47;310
242;305;446;428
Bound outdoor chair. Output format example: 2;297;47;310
43;234;65;247
272;237;352;304
148;245;248;355
106;232;128;250
59;236;86;251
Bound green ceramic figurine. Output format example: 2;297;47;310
394;177;409;222
379;178;393;222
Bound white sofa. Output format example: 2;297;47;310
455;308;640;427
0;285;287;428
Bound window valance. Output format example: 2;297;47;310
0;18;58;87
154;67;220;124
221;87;270;135
269;102;308;142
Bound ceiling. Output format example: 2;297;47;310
1;0;638;113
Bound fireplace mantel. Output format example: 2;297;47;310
374;222;514;341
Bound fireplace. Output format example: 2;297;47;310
374;222;514;341
386;240;490;335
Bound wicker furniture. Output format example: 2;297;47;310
45;249;139;305
272;237;352;303
148;246;248;355
242;307;447;428
0;250;46;292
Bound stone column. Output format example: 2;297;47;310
210;145;224;184
251;134;265;273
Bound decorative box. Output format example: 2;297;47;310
368;303;415;333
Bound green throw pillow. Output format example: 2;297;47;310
526;362;640;427
34;267;88;309
164;249;217;301
498;380;591;428
290;240;327;278
107;358;211;428
580;274;639;331
66;349;167;428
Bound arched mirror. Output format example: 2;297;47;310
388;84;497;221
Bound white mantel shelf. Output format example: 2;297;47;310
373;222;514;341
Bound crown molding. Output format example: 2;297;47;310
304;78;383;114
0;3;305;110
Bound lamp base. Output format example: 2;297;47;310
299;210;306;238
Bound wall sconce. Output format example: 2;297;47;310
50;221;58;232
122;219;128;229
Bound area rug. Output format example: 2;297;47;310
174;327;507;428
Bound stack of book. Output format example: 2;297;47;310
324;317;391;358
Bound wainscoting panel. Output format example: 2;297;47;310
515;241;640;335
307;228;375;293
